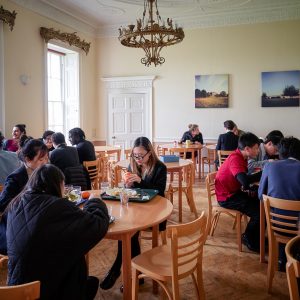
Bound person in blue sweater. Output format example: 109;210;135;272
258;136;300;271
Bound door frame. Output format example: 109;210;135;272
102;76;155;145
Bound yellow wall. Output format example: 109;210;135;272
1;0;300;141
1;0;97;139
97;20;300;140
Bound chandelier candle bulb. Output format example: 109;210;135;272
118;0;184;67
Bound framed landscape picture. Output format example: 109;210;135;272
195;74;229;108
261;70;300;107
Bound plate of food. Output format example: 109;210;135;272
105;188;139;198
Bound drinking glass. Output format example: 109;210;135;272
72;186;81;201
120;190;129;206
100;181;110;193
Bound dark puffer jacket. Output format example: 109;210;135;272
7;193;109;300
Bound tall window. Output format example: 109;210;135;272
47;44;79;136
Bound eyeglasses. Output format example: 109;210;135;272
131;151;149;160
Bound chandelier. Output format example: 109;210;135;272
118;0;185;67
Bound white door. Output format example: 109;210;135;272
108;93;150;149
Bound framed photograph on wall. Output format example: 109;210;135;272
195;74;229;108
261;70;300;107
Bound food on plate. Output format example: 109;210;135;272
105;188;138;197
81;191;90;199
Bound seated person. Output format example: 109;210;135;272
41;130;55;151
0;131;21;184
3;124;26;152
180;124;203;159
0;139;48;254
100;136;167;291
258;137;300;271
50;132;80;173
69;127;96;164
7;164;109;300
215;120;239;167
50;132;90;190
215;132;262;252
233;124;245;137
248;131;283;174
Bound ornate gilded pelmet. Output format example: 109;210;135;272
0;6;17;31
40;27;90;55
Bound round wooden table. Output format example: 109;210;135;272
160;143;203;178
88;191;173;300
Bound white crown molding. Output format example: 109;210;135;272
102;76;156;89
10;0;97;37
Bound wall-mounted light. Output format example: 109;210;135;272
19;74;30;85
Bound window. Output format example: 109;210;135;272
47;44;79;136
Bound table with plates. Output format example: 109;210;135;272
94;145;122;161
116;158;193;223
87;191;173;300
160;143;203;178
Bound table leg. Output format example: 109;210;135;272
152;225;159;294
198;149;201;178
179;169;183;223
260;201;266;263
122;233;132;300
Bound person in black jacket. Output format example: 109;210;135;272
180;124;203;145
7;164;109;300
100;136;167;290
69;128;96;164
0;139;48;254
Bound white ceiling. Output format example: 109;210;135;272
11;0;300;37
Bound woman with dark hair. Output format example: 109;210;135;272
42;130;55;151
100;136;167;290
3;124;27;152
258;137;300;271
0;139;48;254
69;127;96;164
7;164;109;300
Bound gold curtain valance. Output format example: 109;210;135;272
0;6;17;31
40;27;90;55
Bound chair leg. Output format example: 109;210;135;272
196;264;206;300
187;188;198;219
232;215;237;229
160;230;167;245
132;267;139;300
171;276;180;300
267;239;276;293
210;213;220;236
236;214;242;252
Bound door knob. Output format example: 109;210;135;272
112;136;116;139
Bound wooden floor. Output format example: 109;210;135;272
0;176;290;299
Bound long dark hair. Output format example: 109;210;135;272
14;124;26;135
9;164;65;209
129;137;159;176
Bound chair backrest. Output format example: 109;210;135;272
99;156;109;183
156;145;165;156
285;235;300;300
124;149;132;159
0;281;40;300
83;159;100;189
205;172;217;238
166;211;207;280
0;184;3;193
217;150;234;166
263;195;300;244
182;160;194;186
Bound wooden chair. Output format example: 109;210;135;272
0;281;40;300
201;147;216;177
285;236;300;300
124;149;132;159
166;162;198;219
132;212;207;300
0;184;3;193
0;254;8;268
217;150;234;166
83;159;100;189
205;172;247;252
98;155;109;183
263;195;300;293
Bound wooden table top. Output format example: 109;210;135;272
160;143;203;151
87;191;173;235
94;145;122;152
205;144;217;150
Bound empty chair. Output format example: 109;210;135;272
285;236;300;300
167;162;198;219
0;281;40;300
206;172;247;251
201;146;216;177
83;159;100;189
132;212;207;300
217;150;234;167
263;195;300;293
124;148;132;159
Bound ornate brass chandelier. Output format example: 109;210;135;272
118;0;184;67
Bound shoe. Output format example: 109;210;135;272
99;267;121;290
86;276;99;300
119;278;144;293
241;233;259;253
